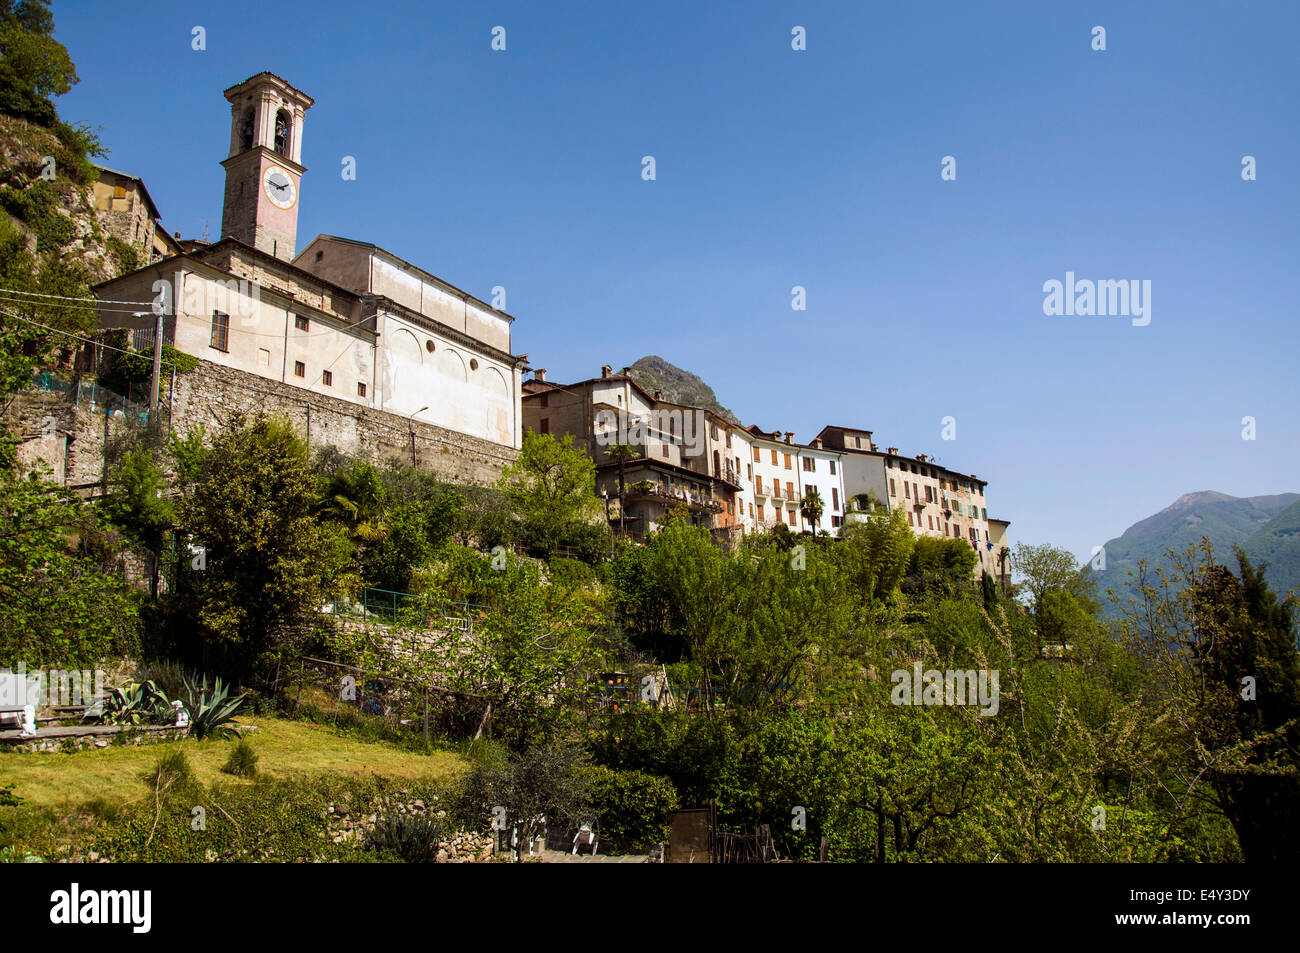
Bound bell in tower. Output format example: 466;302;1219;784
219;72;314;261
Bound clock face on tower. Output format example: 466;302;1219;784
263;165;297;210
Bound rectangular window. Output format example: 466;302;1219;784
928;515;933;530
831;515;841;528
538;393;549;408
757;504;764;521
831;488;839;510
322;370;332;386
890;479;896;497
830;460;836;475
753;447;761;462
908;511;914;526
787;511;795;526
747;464;752;481
784;453;792;469
755;476;762;493
293;360;305;378
802;457;814;472
771;449;778;465
905;482;911;499
209;311;229;351
294;315;309;331
786;481;794;499
539;418;550;434
982;507;987;519
748;503;754;517
357;382;367;397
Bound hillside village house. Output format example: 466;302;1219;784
93;72;525;453
522;366;728;535
90;164;181;265
816;425;1008;579
523;369;1009;569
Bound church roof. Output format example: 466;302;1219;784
300;234;516;323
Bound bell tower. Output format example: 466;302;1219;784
220;72;314;261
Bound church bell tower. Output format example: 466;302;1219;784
220;72;313;261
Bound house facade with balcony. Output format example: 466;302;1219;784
520;365;732;537
742;427;846;536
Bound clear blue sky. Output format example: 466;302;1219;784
51;0;1299;561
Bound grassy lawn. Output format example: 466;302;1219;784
0;715;466;812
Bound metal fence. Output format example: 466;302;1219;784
29;372;164;427
325;588;488;633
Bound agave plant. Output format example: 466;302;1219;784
182;673;246;740
90;679;173;726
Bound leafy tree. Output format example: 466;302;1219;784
0;0;78;126
902;535;978;598
103;442;173;598
0;471;139;666
838;507;915;602
497;430;602;558
1012;542;1098;614
176;414;354;679
460;744;591;861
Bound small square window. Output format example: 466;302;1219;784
294;361;305;378
294;315;309;331
357;382;367;397
322;370;332;386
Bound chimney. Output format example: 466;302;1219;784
654;390;662;400
601;364;612;379
887;446;898;455
812;437;823;449
916;453;927;463
784;431;795;444
533;368;546;382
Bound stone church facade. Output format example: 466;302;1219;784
91;72;525;480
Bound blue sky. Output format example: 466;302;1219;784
51;0;1299;561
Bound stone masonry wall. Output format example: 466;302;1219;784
169;360;518;485
6;357;518;491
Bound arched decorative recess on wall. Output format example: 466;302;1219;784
438;347;467;383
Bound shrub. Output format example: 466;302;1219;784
221;739;259;778
94;774;386;863
105;234;138;273
546;556;597;590
144;749;195;793
577;765;678;854
364;808;441;863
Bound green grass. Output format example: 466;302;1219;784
0;714;466;813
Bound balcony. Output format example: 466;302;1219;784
714;463;743;490
753;483;769;501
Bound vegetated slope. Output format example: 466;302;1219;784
621;355;739;423
1240;499;1300;598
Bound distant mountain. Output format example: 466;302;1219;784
1095;491;1300;611
621;356;739;423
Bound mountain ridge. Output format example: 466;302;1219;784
621;355;739;423
1096;490;1300;610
